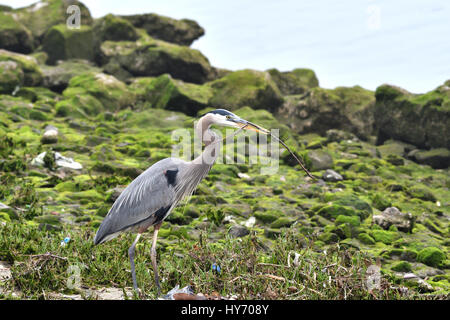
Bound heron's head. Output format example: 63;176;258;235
202;109;269;134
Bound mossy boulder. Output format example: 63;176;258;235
335;215;360;227
358;233;376;245
371;193;392;211
0;11;34;53
42;25;95;65
270;217;295;229
121;13;204;46
410;148;450;169
277;86;375;139
417;247;446;268
93;14;138;42
105;38;214;84
408;186;437;202
370;229;400;245
40;59;101;92
316;204;358;220
0;60;24;94
130;74;212;115
307;149;333;171
0;49;42;93
267;68;318;95
12;0;93;40
374;82;450;149
391;261;412;272
207;69;283;112
63;72;135;111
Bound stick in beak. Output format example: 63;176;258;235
235;118;316;180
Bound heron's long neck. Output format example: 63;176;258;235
192;117;220;166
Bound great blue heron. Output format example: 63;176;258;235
93;109;270;295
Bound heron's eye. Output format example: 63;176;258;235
226;115;231;120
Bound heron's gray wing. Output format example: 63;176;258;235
94;157;188;244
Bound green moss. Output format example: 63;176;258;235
408;186;437;202
0;12;34;53
208;69;283;112
318;232;339;244
371;193;392;211
131;74;212;115
267;68;318;95
417;247;446;268
64;72;135;111
375;84;407;101
335;215;360;227
357;233;376;245
270;217;295;229
254;211;279;224
0;49;42;87
370;229;400;245
34;215;60;225
42;25;95;65
93;14;138;42
391;261;412;272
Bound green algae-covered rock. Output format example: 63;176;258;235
121;13;204;46
270;217;295;229
0;11;34;53
40;59;101;92
371;193;392;211
15;86;59;103
410;148;450;169
277;86;375;139
130;74;212;115
316;204;357;220
0;49;42;93
391;261;412;272
93;14;138;42
335;215;360;227
358;233;376;245
370;229;400;245
12;0;93;40
417;247;446;268
208;69;283;112
64;72;134;111
374;82;450;149
307;149;333;171
408;186;437;202
267;68;318;95
42;25;95;65
105;38;214;84
0;60;24;94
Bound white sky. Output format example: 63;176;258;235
3;0;450;93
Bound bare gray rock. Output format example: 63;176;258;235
373;207;414;232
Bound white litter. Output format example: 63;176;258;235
242;216;256;228
160;285;194;300
237;172;251;180
31;152;83;170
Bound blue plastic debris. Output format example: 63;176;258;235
60;237;71;247
211;263;221;274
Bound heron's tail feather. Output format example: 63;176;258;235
94;219;119;245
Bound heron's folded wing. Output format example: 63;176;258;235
95;158;184;240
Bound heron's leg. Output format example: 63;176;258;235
128;233;142;292
151;222;162;296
